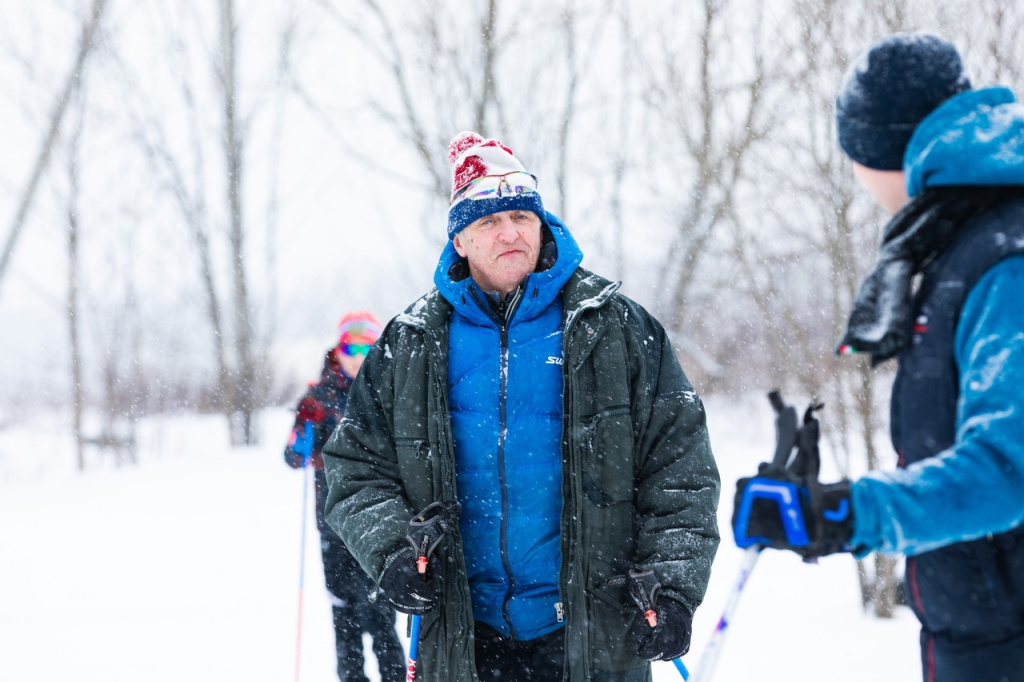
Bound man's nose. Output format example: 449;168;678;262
496;218;518;240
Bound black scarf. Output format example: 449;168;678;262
837;186;1024;365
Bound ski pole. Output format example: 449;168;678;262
403;501;462;682
686;546;761;682
407;614;421;682
292;422;314;682
693;391;822;681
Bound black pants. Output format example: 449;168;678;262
474;623;565;681
322;530;406;682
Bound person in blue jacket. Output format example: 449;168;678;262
322;132;720;681
733;33;1024;682
284;311;405;682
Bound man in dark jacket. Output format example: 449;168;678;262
733;33;1024;682
322;132;720;681
284;311;405;682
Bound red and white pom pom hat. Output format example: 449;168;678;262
446;131;545;239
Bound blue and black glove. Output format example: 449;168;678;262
732;392;856;559
733;466;854;558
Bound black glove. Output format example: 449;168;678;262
380;547;441;615
733;464;855;558
628;596;692;661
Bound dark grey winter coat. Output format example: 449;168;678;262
322;268;720;681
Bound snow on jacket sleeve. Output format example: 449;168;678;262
851;256;1024;555
628;308;721;614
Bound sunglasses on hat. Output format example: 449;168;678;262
451;172;538;205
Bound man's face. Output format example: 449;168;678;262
452;210;543;295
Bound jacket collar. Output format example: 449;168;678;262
395;232;617;337
432;211;584;327
560;268;621;317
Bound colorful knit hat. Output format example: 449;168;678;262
337;310;382;347
446;131;545;239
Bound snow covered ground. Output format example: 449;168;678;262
0;398;921;681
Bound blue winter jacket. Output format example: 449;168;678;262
433;212;583;640
851;87;1024;555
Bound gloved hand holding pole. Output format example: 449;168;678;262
617;566;692;678
379;501;461;682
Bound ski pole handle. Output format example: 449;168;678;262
622;567;691;680
404;501;460;682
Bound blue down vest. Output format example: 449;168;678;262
435;213;583;640
891;198;1024;641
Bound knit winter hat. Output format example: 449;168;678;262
836;32;972;171
446;131;545;239
337;311;382;347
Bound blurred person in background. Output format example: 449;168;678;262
284;311;405;682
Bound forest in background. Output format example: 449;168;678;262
1;0;1021;616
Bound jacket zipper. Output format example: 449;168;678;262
469;287;524;638
498;320;517;636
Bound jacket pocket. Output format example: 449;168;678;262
580;406;635;506
395;438;434;509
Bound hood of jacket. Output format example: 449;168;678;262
432;211;584;326
905;86;1024;197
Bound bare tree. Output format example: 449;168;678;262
219;0;260;445
65;97;85;472
0;0;107;297
303;0;612;233
99;0;294;445
617;0;782;379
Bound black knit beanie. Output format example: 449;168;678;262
835;32;972;170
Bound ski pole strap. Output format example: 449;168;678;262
734;392;826;550
405;500;462;574
602;565;662;625
627;567;661;625
767;390;824;480
767;390;797;471
793;402;824;481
